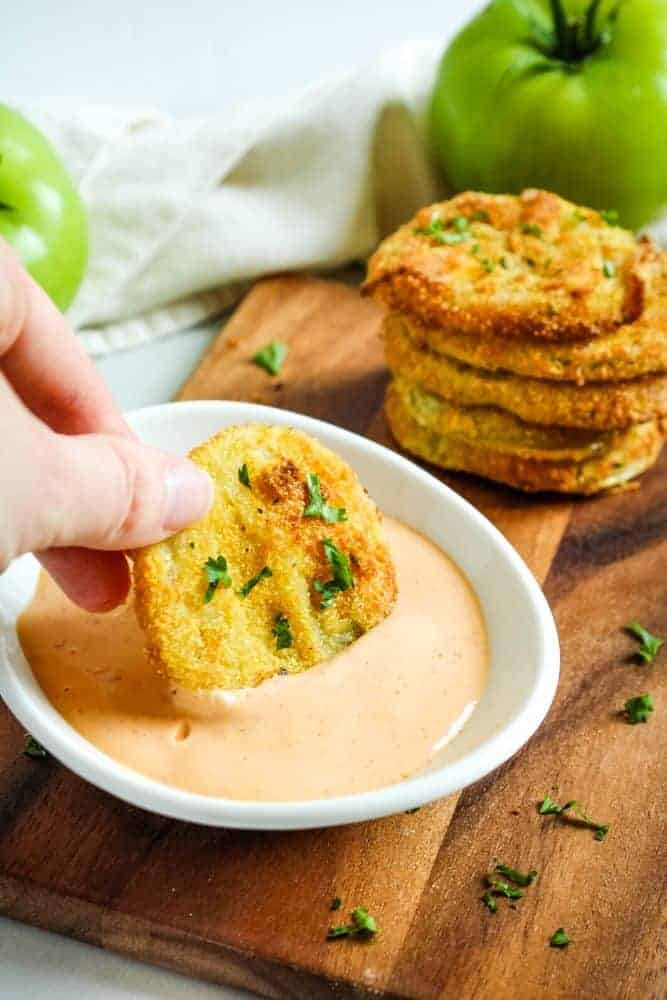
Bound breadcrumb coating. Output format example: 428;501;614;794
385;382;664;496
385;319;667;431
390;306;667;385
392;376;618;463
364;189;655;340
133;424;396;690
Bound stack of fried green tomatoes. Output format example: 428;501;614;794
363;189;667;494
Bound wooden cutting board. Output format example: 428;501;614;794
1;275;665;999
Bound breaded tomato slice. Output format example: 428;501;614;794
133;424;396;690
392;376;616;463
390;305;667;385
385;318;667;431
364;189;654;340
385;381;664;496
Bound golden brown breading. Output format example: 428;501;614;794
385;319;667;431
391;308;667;385
364;189;656;341
393;376;616;462
385;382;664;495
133;424;396;690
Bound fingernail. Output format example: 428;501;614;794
163;461;213;532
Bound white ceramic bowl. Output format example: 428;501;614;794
0;401;559;829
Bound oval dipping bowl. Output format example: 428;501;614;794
0;400;559;830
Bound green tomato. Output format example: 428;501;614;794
431;0;667;230
0;104;88;310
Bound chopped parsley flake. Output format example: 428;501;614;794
550;927;571;948
272;613;293;650
470;209;491;223
601;209;619;225
625;621;664;663
624;693;654;724
238;463;251;488
485;874;523;900
238;566;272;598
538;793;561;815
482;862;538;914
452;215;469;232
602;260;616;278
482;892;498;914
303;472;347;523
203;556;232;603
313;538;354;608
481;258;495;273
471;243;480;255
414;217;468;245
24;734;48;760
538;794;609;841
521;223;542;237
494;863;538;886
326;925;351;940
253;341;288;376
327;906;378;941
330;896;342;911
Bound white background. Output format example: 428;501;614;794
2;1;483;997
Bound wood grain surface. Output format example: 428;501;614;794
0;275;665;999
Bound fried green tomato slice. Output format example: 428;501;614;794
133;424;396;690
385;319;667;431
393;376;616;463
391;306;667;385
364;189;654;340
385;382;664;496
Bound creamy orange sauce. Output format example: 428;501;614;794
18;519;487;801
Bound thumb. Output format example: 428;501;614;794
34;429;213;553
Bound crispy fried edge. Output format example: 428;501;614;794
392;312;667;386
385;320;667;430
385;381;664;495
363;190;654;341
132;424;397;690
392;375;616;463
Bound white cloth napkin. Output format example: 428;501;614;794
16;41;443;356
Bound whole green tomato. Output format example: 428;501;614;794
0;104;88;310
431;0;667;230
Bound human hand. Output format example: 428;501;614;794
0;240;213;612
